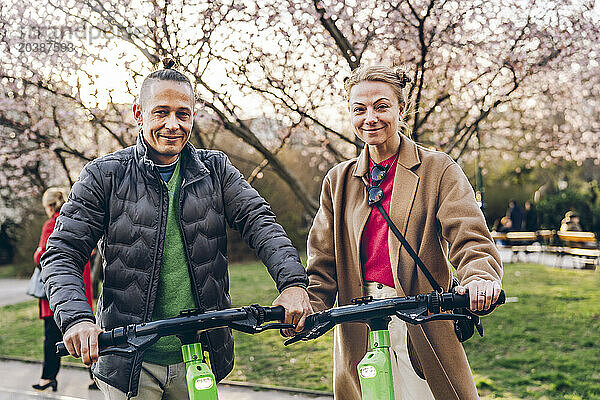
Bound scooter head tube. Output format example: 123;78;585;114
182;343;218;400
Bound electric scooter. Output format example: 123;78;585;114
285;289;505;399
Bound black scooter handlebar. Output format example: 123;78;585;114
264;305;286;322
440;289;506;315
56;305;287;358
56;330;119;358
284;289;505;345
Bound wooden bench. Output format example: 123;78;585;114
491;231;544;262
507;232;545;262
491;230;599;269
491;231;507;243
554;231;599;270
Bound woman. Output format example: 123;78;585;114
32;187;97;391
306;65;503;400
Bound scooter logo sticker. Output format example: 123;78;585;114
359;365;377;378
194;377;214;390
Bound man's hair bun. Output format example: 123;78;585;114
395;69;411;88
162;57;177;70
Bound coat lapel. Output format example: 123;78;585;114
387;135;421;296
351;146;373;288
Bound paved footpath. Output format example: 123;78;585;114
0;359;332;400
0;280;332;400
0;278;30;307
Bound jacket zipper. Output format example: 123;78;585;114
129;171;167;397
178;178;215;365
144;176;168;321
178;178;202;310
180;167;215;365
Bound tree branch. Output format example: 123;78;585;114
313;0;360;69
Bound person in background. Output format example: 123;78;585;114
560;211;582;232
495;216;512;233
523;201;538;232
32;187;97;391
506;200;524;231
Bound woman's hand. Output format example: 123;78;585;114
454;279;502;313
33;247;43;265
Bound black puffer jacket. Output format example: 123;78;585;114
41;135;308;397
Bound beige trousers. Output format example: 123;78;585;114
95;361;188;400
365;281;435;400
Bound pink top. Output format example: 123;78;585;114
360;153;399;288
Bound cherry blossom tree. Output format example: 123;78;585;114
1;0;598;224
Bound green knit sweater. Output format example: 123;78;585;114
144;159;196;365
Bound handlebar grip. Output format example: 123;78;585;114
264;305;285;322
441;289;506;312
56;331;117;357
496;290;506;305
471;289;505;316
56;342;69;357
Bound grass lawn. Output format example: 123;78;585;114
0;263;31;279
463;263;600;400
1;262;598;399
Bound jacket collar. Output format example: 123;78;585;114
352;133;422;178
135;132;209;183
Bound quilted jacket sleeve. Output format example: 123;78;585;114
41;161;106;333
220;153;308;292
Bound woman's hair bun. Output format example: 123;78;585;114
162;57;176;70
395;69;411;88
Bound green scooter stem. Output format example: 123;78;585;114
182;343;219;400
358;329;395;400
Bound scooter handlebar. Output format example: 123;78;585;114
56;305;287;357
56;330;119;357
285;289;506;345
440;289;505;315
263;305;286;322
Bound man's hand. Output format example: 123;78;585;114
272;286;313;337
63;321;103;366
454;279;502;313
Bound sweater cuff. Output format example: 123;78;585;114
63;317;96;334
279;282;308;293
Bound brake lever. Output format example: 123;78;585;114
98;345;137;356
284;334;305;346
394;310;472;325
284;319;335;345
96;332;160;356
229;319;295;334
475;317;484;337
253;322;294;333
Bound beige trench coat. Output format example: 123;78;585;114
306;134;503;400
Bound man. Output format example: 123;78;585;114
523;201;538;232
506;200;524;232
41;61;312;399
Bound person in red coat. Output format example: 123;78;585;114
32;187;97;391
